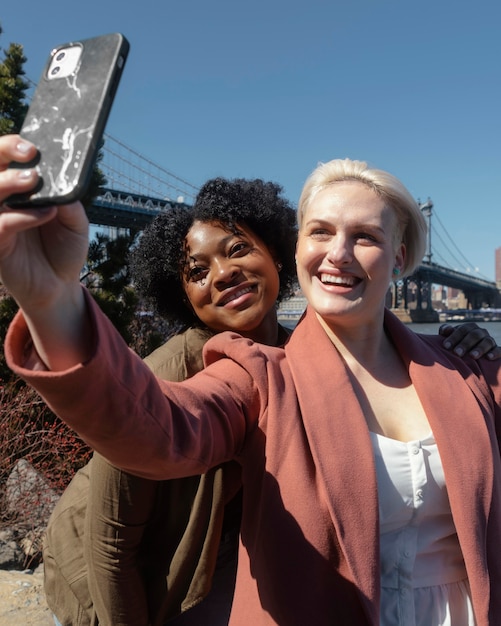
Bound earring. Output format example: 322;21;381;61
393;267;400;276
276;262;283;272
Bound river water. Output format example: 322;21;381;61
407;321;501;345
282;320;501;346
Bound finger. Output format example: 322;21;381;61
439;321;483;339
35;203;90;259
0;206;57;245
461;335;497;359
0;167;39;204
438;323;454;337
425;322;499;360
441;322;481;349
486;345;501;361
55;202;90;235
0;135;37;168
449;331;497;359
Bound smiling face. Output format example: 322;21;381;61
296;181;405;332
181;220;281;344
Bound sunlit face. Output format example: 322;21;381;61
295;181;405;330
182;220;281;341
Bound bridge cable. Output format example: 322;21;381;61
103;133;199;200
432;209;491;280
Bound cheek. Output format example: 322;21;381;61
294;255;313;288
183;282;209;310
295;237;307;263
295;240;317;272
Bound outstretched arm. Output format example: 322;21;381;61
0;135;91;370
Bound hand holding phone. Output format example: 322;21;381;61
6;33;129;207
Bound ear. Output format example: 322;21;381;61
394;242;406;274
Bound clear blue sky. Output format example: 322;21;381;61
1;0;500;280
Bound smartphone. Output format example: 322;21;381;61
6;33;129;207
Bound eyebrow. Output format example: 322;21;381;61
186;233;243;263
304;218;386;233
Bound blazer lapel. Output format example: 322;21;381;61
286;307;380;613
384;311;494;602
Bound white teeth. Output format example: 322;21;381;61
320;274;357;286
221;286;253;305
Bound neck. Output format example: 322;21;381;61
315;310;391;370
241;308;281;346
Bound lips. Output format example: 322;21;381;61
218;285;255;306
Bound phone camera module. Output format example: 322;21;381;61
47;44;82;80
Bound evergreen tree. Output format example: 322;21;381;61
82;143;107;209
0;24;29;135
81;230;169;354
82;231;142;345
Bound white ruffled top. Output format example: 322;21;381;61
371;432;475;626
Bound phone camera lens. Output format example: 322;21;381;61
50;66;61;76
55;51;66;61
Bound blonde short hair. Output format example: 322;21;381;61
297;159;427;277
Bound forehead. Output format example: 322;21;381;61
303;181;394;225
185;220;254;252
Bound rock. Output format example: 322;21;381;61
0;530;25;570
1;459;60;568
4;459;60;525
0;565;54;625
0;460;60;621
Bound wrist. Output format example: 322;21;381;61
23;284;93;371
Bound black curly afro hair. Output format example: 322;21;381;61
129;177;298;330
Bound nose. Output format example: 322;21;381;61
326;234;352;265
213;257;240;287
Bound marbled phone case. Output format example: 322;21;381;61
7;32;129;207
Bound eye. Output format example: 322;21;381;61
354;232;379;244
309;228;331;240
187;265;209;283
229;241;252;256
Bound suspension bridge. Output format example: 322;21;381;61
93;133;500;321
87;134;198;230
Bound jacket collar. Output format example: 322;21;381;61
285;306;380;619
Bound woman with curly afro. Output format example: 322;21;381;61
43;177;298;626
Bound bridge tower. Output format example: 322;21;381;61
420;199;433;264
407;199;439;322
